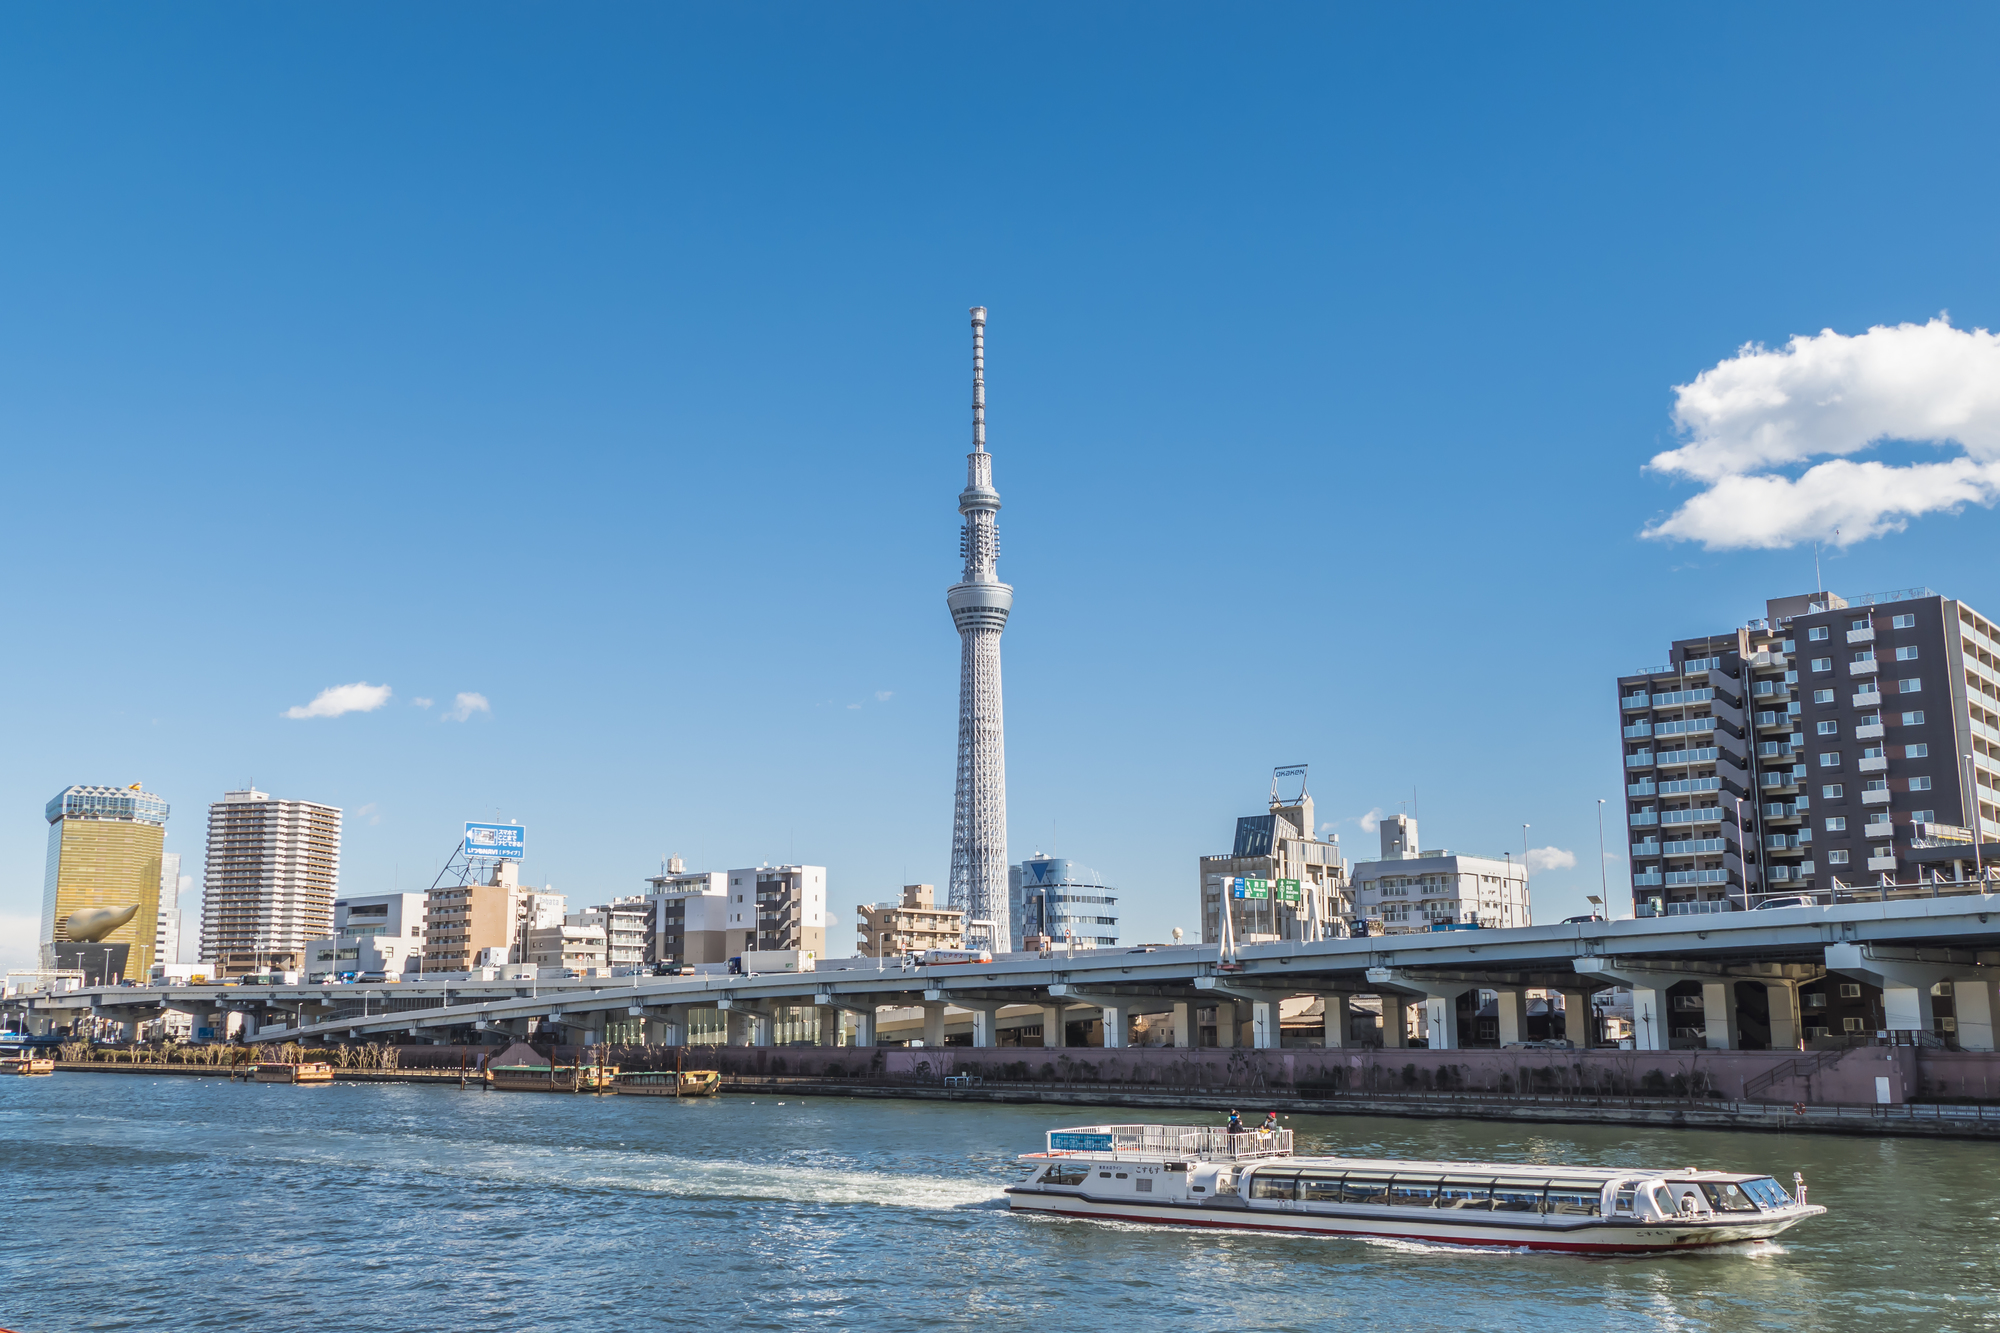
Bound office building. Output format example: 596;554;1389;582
642;860;730;965
199;788;341;977
1199;787;1350;944
156;851;182;967
1009;857;1119;950
1618;587;2000;915
571;898;649;970
946;307;1013;949
726;864;827;957
526;921;606;972
422;861;520;974
515;889;567;961
304;893;427;981
857;883;966;958
1350;815;1532;934
40;784;170;982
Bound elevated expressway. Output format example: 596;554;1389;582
20;894;2000;1053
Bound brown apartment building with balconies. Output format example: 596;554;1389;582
1620;587;2000;917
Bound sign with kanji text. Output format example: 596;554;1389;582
1241;878;1270;900
1274;879;1302;904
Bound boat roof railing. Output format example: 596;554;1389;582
1037;1124;1294;1162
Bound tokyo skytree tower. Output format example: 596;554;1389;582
947;306;1012;949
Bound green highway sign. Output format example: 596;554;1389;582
1274;878;1302;904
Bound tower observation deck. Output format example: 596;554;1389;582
947;306;1012;949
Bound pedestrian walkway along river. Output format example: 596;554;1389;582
1;1076;1994;1332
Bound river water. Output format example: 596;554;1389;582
2;1075;1996;1333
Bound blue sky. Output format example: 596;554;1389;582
5;5;1999;966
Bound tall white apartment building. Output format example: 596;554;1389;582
1350;815;1532;934
199;788;342;978
642;860;827;962
156;851;182;966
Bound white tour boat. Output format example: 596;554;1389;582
1008;1124;1826;1253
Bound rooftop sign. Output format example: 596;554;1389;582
464;823;525;860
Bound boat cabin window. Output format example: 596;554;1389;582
1298;1173;1344;1203
1250;1172;1298;1201
1739;1177;1793;1209
1437;1180;1492;1210
1341;1176;1392;1206
1613;1189;1637;1214
1490;1181;1547;1213
1389;1179;1440;1207
1042;1166;1088;1186
1698;1181;1761;1214
1545;1183;1603;1216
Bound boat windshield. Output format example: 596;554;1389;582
1738;1177;1795;1209
1698;1181;1764;1214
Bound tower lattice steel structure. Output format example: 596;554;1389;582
947;306;1012;949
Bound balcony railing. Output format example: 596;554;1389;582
1663;837;1728;855
1847;627;1876;644
1862;788;1892;805
1665;869;1730;886
1855;723;1884;739
1633;873;1664;887
1752;680;1791;699
1850;659;1880;676
1859;756;1888;773
1623;723;1653;739
1854;692;1882;708
1655;747;1719;768
1631;841;1661;856
1651;688;1714;708
1655;717;1718;738
1868;855;1898;872
1626;753;1655;769
1621;692;1652;710
1661;806;1724;825
1865;819;1895;839
1627;780;1656;797
1628;811;1659;827
1657;776;1720;796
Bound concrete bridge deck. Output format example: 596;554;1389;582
16;892;2000;1052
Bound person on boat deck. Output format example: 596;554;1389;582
1226;1111;1243;1133
1262;1111;1279;1133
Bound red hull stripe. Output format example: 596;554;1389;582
1010;1204;1741;1254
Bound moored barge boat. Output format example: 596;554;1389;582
613;1069;720;1097
487;1062;619;1093
1008;1124;1825;1253
0;1056;56;1076
253;1061;334;1083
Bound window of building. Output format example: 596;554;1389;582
1827;850;1850;865
1843;1017;1866;1033
1820;752;1841;767
1804;992;1828;1008
1839;983;1862;998
1902;710;1925;725
1823;784;1843;798
1850;618;1871;631
1900;678;1922;693
1814;689;1835;704
1825;817;1847;831
1809;627;1830;641
1912;809;1936;824
1910;776;1932;792
1853;650;1874;663
1817;721;1838;736
1907;744;1929;758
1896;646;1919;661
1812;657;1832;672
1892;613;1916;629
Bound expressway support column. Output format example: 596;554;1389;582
1494;990;1526;1047
1040;1003;1069;1049
1322;995;1352;1050
1378;995;1408;1049
1699;982;1740;1050
1172;1001;1197;1050
1249;998;1282;1050
1097;1000;1130;1048
1367;970;1468;1051
1571;960;1709;1053
921;1003;948;1048
1764;983;1801;1051
815;1006;841;1048
846;1007;878;1047
1827;943;2000;1051
1555;989;1593;1047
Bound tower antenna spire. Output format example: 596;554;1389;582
946;305;1013;951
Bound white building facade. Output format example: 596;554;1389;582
303;892;427;981
200;788;342;977
1350;815;1532;934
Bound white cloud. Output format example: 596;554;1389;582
847;703;862;710
875;691;894;702
284;681;392;719
356;802;382;826
1643;318;2000;548
1526;845;1577;872
1356;807;1384;833
411;697;434;709
443;692;491;722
